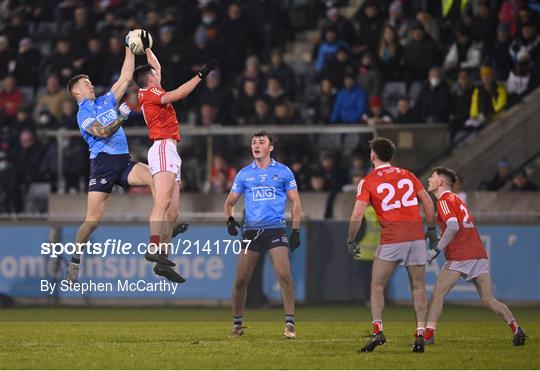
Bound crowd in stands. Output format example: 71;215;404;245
0;0;539;212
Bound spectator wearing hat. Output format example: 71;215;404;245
509;22;540;69
480;159;512;191
443;26;482;78
511;171;538;192
314;27;349;72
467;66;507;128
362;96;392;126
487;23;514;81
354;0;384;54
330;74;367;124
322;7;356;47
387;0;413;46
394;96;421;124
415;66;451;123
402;21;441;82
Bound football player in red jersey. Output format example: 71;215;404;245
133;30;218;282
348;137;438;353
425;167;526;346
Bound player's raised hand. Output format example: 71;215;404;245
140;30;151;50
226;216;241;236
347;240;360;255
289;229;300;251
425;227;439;250
198;58;219;79
119;102;131;120
427;248;440;264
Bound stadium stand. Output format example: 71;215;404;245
0;0;539;215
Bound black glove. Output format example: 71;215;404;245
347;240;360;255
289;229;300;251
425;227;439;250
197;58;219;79
140;30;151;50
226;216;241;236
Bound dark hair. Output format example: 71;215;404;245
133;64;154;88
432;166;458;186
369;137;396;162
252;130;273;144
67;74;89;99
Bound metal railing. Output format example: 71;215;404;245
41;124;448;192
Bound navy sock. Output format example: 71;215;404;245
285;314;295;325
233;316;243;326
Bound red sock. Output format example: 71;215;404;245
373;320;383;334
508;320;519;334
149;235;160;251
425;327;435;340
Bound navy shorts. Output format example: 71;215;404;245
242;228;289;253
88;153;137;193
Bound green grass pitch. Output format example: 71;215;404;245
1;305;538;369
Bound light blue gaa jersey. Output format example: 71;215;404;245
231;159;297;230
77;91;129;159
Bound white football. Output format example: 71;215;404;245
128;29;153;55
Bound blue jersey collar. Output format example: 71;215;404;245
251;158;276;169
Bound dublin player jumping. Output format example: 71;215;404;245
225;131;302;339
425;167;527;346
66;32;187;283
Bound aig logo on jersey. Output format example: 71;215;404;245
252;186;276;201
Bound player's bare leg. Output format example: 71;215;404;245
473;273;526;346
268;246;296;338
147;171;184;282
360;257;398;352
68;192;110;282
160;181;180;244
425;269;461;344
407;264;428;352
231;250;260;337
128;163;188;238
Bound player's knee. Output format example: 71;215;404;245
277;272;294;289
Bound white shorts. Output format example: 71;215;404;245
148;139;181;182
375;239;427;266
443;259;490;281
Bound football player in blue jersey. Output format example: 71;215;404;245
65;32;185;284
225;131;302;338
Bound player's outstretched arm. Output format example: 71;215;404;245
145;48;161;80
161;59;219;105
111;33;135;102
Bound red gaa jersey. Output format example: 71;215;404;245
138;87;181;141
437;190;487;261
356;164;425;244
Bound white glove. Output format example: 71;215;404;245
124;31;131;48
427;249;440;264
119;102;131;119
